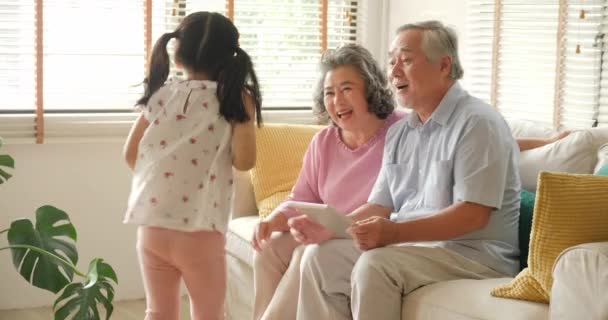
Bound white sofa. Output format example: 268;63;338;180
225;121;608;320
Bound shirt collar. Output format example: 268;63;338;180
406;81;465;128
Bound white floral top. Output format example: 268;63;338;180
124;80;233;233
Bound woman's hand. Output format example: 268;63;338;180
251;212;289;252
288;215;333;245
348;216;398;250
251;220;273;252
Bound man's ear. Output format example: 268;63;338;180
439;55;453;77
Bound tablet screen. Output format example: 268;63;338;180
284;201;353;238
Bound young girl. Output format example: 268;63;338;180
123;12;262;320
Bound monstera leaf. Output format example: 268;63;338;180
1;139;118;319
7;205;78;293
0;137;15;184
54;258;117;320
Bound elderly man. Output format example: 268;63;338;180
293;21;521;320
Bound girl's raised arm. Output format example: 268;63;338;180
123;113;150;170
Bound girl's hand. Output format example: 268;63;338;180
288;215;333;245
348;216;398;250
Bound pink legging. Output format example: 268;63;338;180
137;226;226;320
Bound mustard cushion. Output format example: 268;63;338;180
250;123;323;218
491;171;608;303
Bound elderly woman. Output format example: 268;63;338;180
250;44;404;320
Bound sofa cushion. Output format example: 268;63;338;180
231;168;258;219
507;119;556;138
225;217;258;320
403;278;548;320
226;216;258;267
256;191;290;220
250;123;322;218
518;166;608;271
550;242;608;320
519;130;596;191
491;171;608;303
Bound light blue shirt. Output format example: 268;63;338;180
369;82;521;276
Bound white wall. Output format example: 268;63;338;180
384;0;469;67
0;0;469;311
0;142;144;309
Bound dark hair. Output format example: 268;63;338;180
313;44;394;124
137;12;262;126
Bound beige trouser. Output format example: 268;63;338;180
297;240;505;320
252;232;304;320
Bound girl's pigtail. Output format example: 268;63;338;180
136;32;176;106
217;47;263;127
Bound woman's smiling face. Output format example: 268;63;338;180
323;65;372;131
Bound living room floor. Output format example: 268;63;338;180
0;296;191;320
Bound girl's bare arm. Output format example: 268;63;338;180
231;94;257;171
123;113;149;170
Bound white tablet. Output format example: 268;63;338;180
284;201;354;239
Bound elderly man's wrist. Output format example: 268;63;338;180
384;220;401;245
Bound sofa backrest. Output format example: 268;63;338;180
508;119;608;191
230;121;608;218
231;168;258;219
230;123;322;220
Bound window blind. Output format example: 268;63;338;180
498;1;560;128
1;1;36;111
599;2;608;126
0;1;37;141
463;0;494;104
560;0;602;128
233;0;357;108
0;0;362;143
465;0;605;130
43;0;145;111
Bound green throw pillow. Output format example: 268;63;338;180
597;164;608;176
519;189;536;270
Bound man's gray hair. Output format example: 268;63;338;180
396;20;464;80
313;44;394;124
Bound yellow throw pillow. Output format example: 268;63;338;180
491;171;608;303
250;123;323;218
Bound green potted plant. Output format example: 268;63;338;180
0;138;118;320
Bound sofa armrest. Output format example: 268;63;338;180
550;241;608;320
231;168;259;220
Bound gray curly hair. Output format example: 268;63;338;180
312;44;395;124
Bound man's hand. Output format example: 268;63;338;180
288;215;334;245
348;216;398;250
